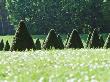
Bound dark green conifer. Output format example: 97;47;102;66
104;34;110;48
89;29;100;48
0;39;4;51
57;34;64;49
65;33;70;47
99;35;104;48
4;40;10;51
66;29;84;49
43;29;61;49
86;32;92;47
11;20;35;51
35;38;41;50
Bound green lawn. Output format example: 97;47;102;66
0;49;110;81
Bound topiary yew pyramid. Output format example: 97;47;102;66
104;34;110;48
11;20;35;51
43;29;61;49
0;39;4;51
4;40;10;51
99;35;104;48
35;38;41;50
57;34;64;49
88;29;100;48
66;29;84;49
86;32;92;48
42;39;45;48
65;33;70;47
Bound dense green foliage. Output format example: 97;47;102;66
86;32;92;47
103;1;110;32
44;29;62;49
0;39;4;50
57;34;64;49
66;29;84;49
4;40;10;51
99;35;105;48
5;0;107;34
104;34;110;48
35;38;41;50
0;0;15;35
89;29;100;48
11;20;35;51
65;33;70;47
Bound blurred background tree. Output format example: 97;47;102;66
0;0;15;35
4;0;110;35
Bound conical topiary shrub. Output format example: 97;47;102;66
86;32;92;48
4;40;10;51
104;34;110;48
57;34;64;49
43;29;61;49
11;20;35;51
66;29;84;49
88;29;100;48
0;39;4;51
35;38;41;50
99;35;104;48
42;39;45;48
65;33;70;47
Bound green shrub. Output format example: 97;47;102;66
57;34;64;49
42;39;45;48
43;29;61;49
89;29;100;48
4;40;10;51
104;34;110;48
99;35;104;48
86;32;92;47
65;33;70;47
0;39;4;51
11;20;35;51
35;38;41;50
66;29;84;49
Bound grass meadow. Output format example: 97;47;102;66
0;34;110;82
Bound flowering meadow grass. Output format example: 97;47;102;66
0;49;110;82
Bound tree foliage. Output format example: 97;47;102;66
5;0;105;34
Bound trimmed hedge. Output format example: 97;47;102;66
43;29;61;49
89;29;100;48
4;40;10;51
11;20;35;51
35;38;41;50
66;29;84;49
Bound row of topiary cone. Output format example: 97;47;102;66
10;20;65;51
1;20;110;51
0;38;42;51
0;39;10;51
86;29;110;49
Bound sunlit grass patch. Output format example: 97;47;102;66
0;49;110;81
